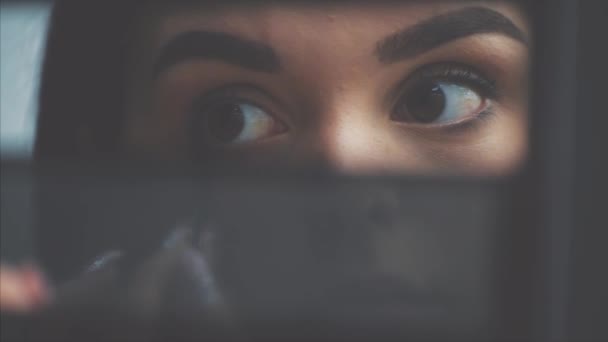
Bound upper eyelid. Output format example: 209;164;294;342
393;104;495;136
193;83;267;102
414;63;497;96
387;62;497;106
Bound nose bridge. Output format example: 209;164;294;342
303;102;384;173
322;115;369;170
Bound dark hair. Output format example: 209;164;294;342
35;0;140;160
34;1;142;280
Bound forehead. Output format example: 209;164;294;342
136;1;528;51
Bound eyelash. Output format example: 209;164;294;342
191;84;272;108
399;62;498;99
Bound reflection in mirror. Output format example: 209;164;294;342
34;0;531;177
123;1;529;176
1;1;536;340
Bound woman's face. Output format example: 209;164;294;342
124;1;529;176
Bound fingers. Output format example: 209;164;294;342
0;263;51;313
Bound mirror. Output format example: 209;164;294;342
0;1;535;341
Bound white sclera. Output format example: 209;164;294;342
232;103;277;143
434;83;483;124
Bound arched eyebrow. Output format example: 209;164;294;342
376;6;528;63
152;30;281;77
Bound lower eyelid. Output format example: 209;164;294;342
435;103;496;134
212;134;290;152
397;63;498;98
392;100;496;135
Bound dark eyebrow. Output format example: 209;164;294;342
376;7;528;63
152;30;281;77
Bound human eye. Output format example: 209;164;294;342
390;63;498;128
189;86;288;147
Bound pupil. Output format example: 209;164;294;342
207;102;245;143
406;83;446;123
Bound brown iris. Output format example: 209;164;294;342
393;82;446;124
205;102;246;143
